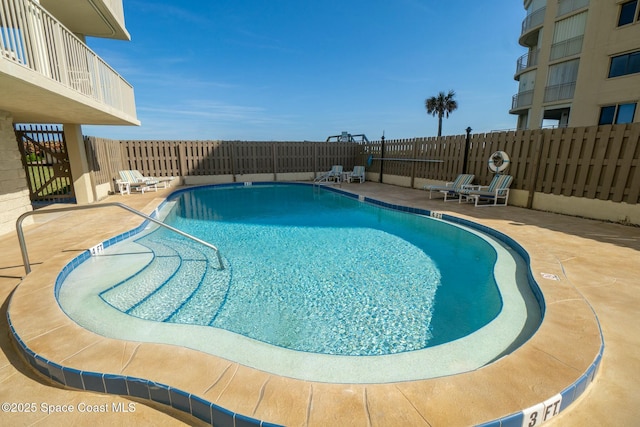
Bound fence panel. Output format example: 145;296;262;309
276;142;315;173
81;123;639;204
84;136;124;185
573;126;598;198
616;124;640;203
561;127;585;197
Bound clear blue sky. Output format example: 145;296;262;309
83;0;526;141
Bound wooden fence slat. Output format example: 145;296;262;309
574;126;597;197
555;127;573;195
600;125;626;201
616;124;640;203
562;127;584;197
586;126;611;199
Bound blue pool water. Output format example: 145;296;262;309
97;184;502;356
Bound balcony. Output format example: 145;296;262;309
515;49;540;76
0;0;138;125
40;0;129;40
557;0;590;17
544;82;576;103
510;90;534;112
520;7;546;47
550;35;584;61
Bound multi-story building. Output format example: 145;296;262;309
0;0;139;235
510;0;640;129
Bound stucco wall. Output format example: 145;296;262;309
0;111;32;237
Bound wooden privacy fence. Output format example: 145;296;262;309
365;123;640;205
84;122;639;205
84;138;363;185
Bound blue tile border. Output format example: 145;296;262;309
7;181;604;427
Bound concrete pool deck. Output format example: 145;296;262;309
1;182;638;426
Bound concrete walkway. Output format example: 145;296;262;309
1;182;638;426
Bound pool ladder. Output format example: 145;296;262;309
16;202;225;276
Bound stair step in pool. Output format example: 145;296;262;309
100;239;181;312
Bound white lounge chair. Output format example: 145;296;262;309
348;166;365;183
117;170;159;195
459;174;513;207
422;174;475;201
130;170;175;188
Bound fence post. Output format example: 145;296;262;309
410;138;419;188
229;142;236;182
527;132;544;209
314;143;318;178
379;134;385;183
178;142;187;178
463;127;472;174
272;143;277;181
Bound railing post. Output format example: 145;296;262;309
378;133;385;183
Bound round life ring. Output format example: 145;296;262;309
488;151;510;173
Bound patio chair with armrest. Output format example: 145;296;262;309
348;166;366;183
327;165;343;182
459;174;513;207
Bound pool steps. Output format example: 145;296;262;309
101;235;231;325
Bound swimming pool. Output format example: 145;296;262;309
57;183;542;382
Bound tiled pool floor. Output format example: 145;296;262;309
1;182;639;426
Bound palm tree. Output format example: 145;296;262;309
425;90;458;137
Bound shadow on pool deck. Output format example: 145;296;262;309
1;182;638;426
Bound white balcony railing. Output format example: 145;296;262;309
0;0;136;119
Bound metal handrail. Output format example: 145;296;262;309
16;202;224;275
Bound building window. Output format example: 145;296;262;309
608;51;640;77
598;103;637;125
618;1;639;26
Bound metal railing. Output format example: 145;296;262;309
0;0;136;117
16;202;224;275
521;7;546;35
511;90;534;110
516;49;540;74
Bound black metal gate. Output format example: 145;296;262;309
15;124;75;204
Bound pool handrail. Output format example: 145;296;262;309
16;202;224;275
